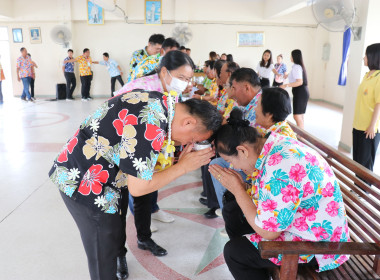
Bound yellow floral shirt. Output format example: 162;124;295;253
76;55;93;76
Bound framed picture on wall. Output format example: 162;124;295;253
145;0;162;25
237;32;265;47
87;0;104;25
30;27;42;44
12;28;23;43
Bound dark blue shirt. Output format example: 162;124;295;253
63;57;74;73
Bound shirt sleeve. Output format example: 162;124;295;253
99;61;105;66
16;58;21;68
269;64;274;71
292;65;303;80
375;76;380;103
254;165;303;232
256;63;260;74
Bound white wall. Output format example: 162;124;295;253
0;0;320;99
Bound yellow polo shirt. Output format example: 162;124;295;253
353;70;380;131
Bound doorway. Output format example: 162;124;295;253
0;27;13;99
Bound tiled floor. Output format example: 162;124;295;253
0;97;378;280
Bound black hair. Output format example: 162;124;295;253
365;43;380;70
226;54;234;62
20;47;26;52
204;60;211;67
261;87;292;123
148;34;165;45
27;53;31;57
182;99;223;133
83;48;89;53
186;48;191;51
214;108;260;156
68;49;73;53
291;49;308;86
157;50;195;73
260;49;273;68
162;38;180;50
103;52;109;58
208;60;216;70
180;46;186;50
215;60;227;78
225;61;240;73
209;51;217;61
230;67;261;88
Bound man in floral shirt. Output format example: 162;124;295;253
128;34;165;82
49;89;222;280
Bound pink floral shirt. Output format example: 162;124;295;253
247;133;350;272
116;74;163;96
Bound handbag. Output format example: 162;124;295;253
274;63;284;83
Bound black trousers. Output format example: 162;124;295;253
352;128;380;173
201;164;220;209
64;72;76;99
272;80;283;87
30;77;35;97
222;194;317;280
80;75;92;99
111;75;124;97
60;191;127;280
131;193;152;241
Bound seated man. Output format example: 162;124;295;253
128;33;165;82
130;38;180;81
209;109;350;280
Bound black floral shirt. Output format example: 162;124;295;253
49;90;169;214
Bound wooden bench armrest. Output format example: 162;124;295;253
259;241;380;258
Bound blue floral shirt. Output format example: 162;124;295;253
63;57;74;73
243;91;262;126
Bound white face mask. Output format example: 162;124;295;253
165;71;189;93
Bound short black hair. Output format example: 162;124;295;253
180;46;186;50
186;48;191;51
366;43;380;70
162;38;180;50
157;50;195;73
68;49;73;53
182;99;223;133
20;47;26;52
27;53;31;57
230;68;261;88
83;48;89;53
226;54;234;62
215;60;227;78
225;61;240;73
148;34;165;45
208;60;216;70
214;108;260;156
103;52;109;58
204;60;211;67
261;87;292;123
209;51;217;61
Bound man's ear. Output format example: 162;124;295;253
181;116;197;128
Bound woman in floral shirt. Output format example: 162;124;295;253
209;113;349;280
49;54;223;279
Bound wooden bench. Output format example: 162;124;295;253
258;122;380;280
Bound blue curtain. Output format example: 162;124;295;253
338;28;352;86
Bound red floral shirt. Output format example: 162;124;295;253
49;90;169;214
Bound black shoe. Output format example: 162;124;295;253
137;238;168;256
21;97;27;101
199;197;208;206
200;191;206;197
204;208;218;219
116;256;129;280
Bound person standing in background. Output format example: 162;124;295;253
352;43;380;175
272;54;287;87
16;47;34;102
185;48;191;56
280;49;309;129
0;55;4;104
99;52;124;97
65;48;98;101
226;54;234;62
128;34;165;82
256;49;274;88
27;53;38;101
62;49;76;101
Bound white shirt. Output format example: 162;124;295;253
256;63;274;79
288;64;303;83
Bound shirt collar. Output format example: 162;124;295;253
254;132;278;171
244;90;262;112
